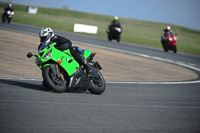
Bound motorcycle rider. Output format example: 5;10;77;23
3;3;14;15
4;3;14;12
161;25;174;45
38;27;94;76
109;16;122;32
2;4;14;23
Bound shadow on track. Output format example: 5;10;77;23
0;79;89;94
0;79;49;92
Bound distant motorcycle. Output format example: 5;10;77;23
107;26;122;42
162;34;177;53
2;10;14;23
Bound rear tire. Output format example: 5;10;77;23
89;69;106;95
42;66;67;93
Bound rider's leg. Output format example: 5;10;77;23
70;46;93;74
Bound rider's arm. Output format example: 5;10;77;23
170;30;174;35
38;43;42;51
118;22;122;30
110;20;114;25
161;30;166;40
3;7;7;12
51;35;72;50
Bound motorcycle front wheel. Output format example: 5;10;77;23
173;45;177;53
42;66;67;93
7;17;11;23
108;34;112;41
162;42;168;52
117;36;120;42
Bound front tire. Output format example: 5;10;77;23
173;45;177;53
108;34;112;41
89;69;106;95
117;36;120;42
162;42;168;52
7;17;11;23
42;66;67;93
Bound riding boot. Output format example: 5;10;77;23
75;53;90;72
70;46;98;77
76;53;99;77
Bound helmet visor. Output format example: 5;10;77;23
40;32;52;42
40;36;48;42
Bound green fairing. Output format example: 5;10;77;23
83;50;91;59
36;43;91;76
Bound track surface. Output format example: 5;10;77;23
0;22;200;133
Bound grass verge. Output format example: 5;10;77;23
1;2;200;55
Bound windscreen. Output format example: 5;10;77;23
38;42;50;53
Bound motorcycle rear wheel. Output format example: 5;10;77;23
42;66;67;93
89;69;106;95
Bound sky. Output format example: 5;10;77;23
1;0;200;31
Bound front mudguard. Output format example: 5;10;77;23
42;63;51;68
42;64;63;81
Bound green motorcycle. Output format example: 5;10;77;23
27;42;106;94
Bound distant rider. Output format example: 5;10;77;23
3;3;14;15
38;27;94;75
109;16;122;32
161;25;174;45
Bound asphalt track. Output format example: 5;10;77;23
0;22;200;133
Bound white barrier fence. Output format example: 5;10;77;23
73;23;98;34
27;6;38;14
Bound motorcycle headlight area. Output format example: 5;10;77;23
35;59;40;65
117;28;121;32
43;49;52;59
174;37;177;40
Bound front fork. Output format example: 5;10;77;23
50;64;64;82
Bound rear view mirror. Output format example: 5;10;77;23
27;52;33;58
